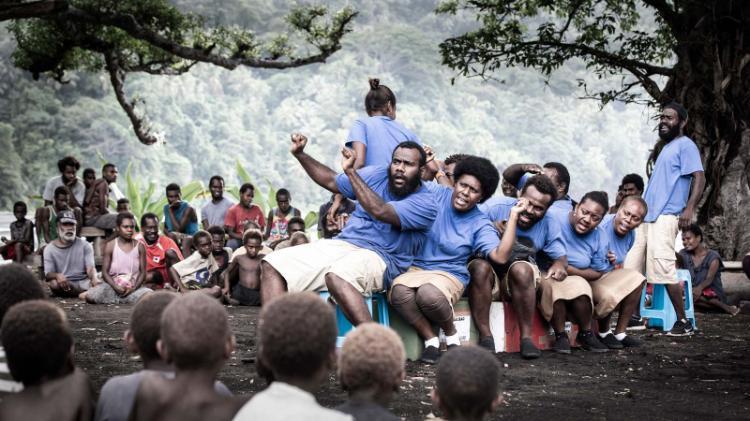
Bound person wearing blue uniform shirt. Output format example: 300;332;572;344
471;174;567;359
388;157;513;364
544;191;612;354
592;196;648;349
502;162;574;211
262;134;438;327
624;102;705;337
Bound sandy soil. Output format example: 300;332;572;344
61;299;750;420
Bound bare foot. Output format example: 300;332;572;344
729;305;740;316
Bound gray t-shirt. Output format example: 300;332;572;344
43;238;95;282
201;197;235;227
42;175;86;205
94;369;231;421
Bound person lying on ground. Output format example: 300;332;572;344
43;210;99;298
137;213;183;290
163;183;199;258
1;201;34;263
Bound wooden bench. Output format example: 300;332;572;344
80;226;107;265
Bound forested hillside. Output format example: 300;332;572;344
0;0;660;212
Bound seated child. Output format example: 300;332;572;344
233;293;352;421
129;293;243;421
230;223;273;261
678;223;739;315
207;225;233;282
1;201;34;263
267;216;307;249
264;188;302;242
95;292;230;421
432;346;502;421
0;300;94;421
169;230;223;298
336;324;404;421
222;229;264;306
0;264;46;397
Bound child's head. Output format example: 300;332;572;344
207;225;227;253
242;220;261;232
1;300;72;386
287;217;306;237
159;293;234;371
258;293;336;382
193;230;213;258
338;323;405;399
242;229;264;258
83;168;96;188
433;346;501;420
12;201;27;220
116;198;131;213
276;188;292;213
289;231;309;247
0;263;46;324
126;291;177;364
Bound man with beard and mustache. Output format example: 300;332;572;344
137;213;183;289
470;175;567;358
261;133;438;326
43;210;100;298
624;102;705;336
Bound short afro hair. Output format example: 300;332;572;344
258;292;336;379
0;264;46;324
444;154;470;167
452;156;500;203
521;174;557;201
141;212;159;227
116;211;136;227
579;191;609;213
192;230;211;244
338;323;405;393
436;346;500;419
619;195;648;216
242;228;263;244
287;217;306;229
1;300;72;386
543;162;571;194
621;173;645;193
160;293;230;370
394;141;427;167
53;186;69;199
57;156;81;173
165;183;181;194
130;291;177;362
207;225;226;238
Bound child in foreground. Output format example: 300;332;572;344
233;293;352;421
432;346;502;421
0;300;94;421
222;229;265;306
337;323;404;421
129;293;243;421
94;291;231;421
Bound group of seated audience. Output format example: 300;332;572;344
1;79;749;419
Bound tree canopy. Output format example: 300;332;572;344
2;0;355;144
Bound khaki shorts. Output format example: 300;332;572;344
624;214;679;284
263;240;386;295
538;275;593;321
468;259;541;301
590;268;645;318
390;267;465;307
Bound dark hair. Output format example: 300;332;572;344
521;174;557;199
663;101;688;121
452;156;500;203
141;212;159;227
684;223;702;239
130;291;177;362
239;183;255;195
53;186;69;199
116;211;136;227
444;154;470;167
208;175;224;187
1;300;72;386
621;173;645;193
102;163;116;172
287;216;305;228
57;156;80;173
436;346;499;419
394;141;427;167
165;183;181;194
243;229;263;244
207;225;226;237
543;162;571;194
620;195;649;215
13;201;27;212
364;78;396;115
192;230;211;244
258;293;336;379
276;188;290;199
83;168;96;178
580;191;609;212
117;198;130;205
0;264;46;324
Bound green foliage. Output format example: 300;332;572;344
122;163;207;223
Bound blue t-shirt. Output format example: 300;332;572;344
480;196;566;264
549;196;574;212
345;116;421;167
164;201;199;235
412;185;500;286
600;214;635;270
335;166;438;286
548;209;609;272
643;136;703;222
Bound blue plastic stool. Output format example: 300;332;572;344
318;291;390;347
640;269;696;331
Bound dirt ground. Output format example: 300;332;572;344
61;298;749;420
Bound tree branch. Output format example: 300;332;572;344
0;0;67;22
641;0;681;27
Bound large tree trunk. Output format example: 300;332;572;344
654;1;750;260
